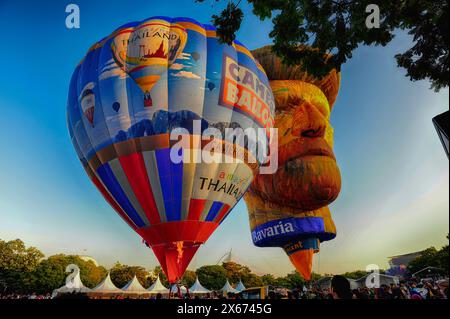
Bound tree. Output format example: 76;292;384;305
0;239;44;293
0;239;43;271
341;270;369;280
181;270;197;288
109;262;149;288
222;261;252;284
196;265;227;290
260;274;276;286
31;254;107;293
241;272;263;288
436;234;449;273
196;0;449;91
408;237;449;275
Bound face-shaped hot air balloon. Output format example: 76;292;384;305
67;17;275;283
244;46;341;281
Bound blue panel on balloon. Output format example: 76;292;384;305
205;201;223;222
96;163;145;228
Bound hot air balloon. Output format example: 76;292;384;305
80;82;95;126
67;17;275;284
191;51;200;61
207;82;215;91
244;46;341;281
112;102;120;112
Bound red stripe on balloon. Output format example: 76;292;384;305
187;199;206;220
214;204;231;224
118;153;161;225
90;174;138;231
137;221;218;245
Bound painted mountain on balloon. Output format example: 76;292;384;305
114;110;209;142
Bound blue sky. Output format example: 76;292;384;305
0;0;448;276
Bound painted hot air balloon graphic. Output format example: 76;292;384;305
67;17;275;283
111;18;187;107
207;81;215;91
112;102;120;112
80;82;95;126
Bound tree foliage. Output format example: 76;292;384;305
1;236;448;294
197;0;449;91
31;254;107;293
181;269;197;287
408;237;449;275
0;239;43;272
0;239;107;294
196;265;227;290
109;262;149;288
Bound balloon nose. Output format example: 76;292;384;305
291;102;327;138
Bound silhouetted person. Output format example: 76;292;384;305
331;275;353;299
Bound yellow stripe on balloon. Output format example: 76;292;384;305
177;21;207;36
135;75;161;92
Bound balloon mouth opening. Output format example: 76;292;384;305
283;238;320;281
151;241;201;284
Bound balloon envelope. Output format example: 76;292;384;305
67;16;275;283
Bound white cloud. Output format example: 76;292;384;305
176;52;191;60
99;67;127;81
170;63;185;70
172;71;201;79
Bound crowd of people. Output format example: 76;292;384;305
288;276;449;300
1;276;448;300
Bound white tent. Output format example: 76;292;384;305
235;280;246;292
170;284;188;294
52;269;91;297
189;277;211;294
221;280;239;294
121;275;150;294
147;276;169;294
91;272;122;294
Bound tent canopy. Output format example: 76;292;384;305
121;275;150;294
52;270;91;296
147;276;169;294
170;284;188;294
189;277;211;294
91;272;122;293
235;280;246;292
221;279;239;294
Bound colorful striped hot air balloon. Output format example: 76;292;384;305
67;16;275;283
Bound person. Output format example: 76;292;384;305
330;275;353;299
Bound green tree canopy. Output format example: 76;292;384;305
197;0;449;91
109;262;149;288
408;239;449;275
196;265;227;290
181;270;197;288
31;254;107;293
0;239;43;271
222;261;252;284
